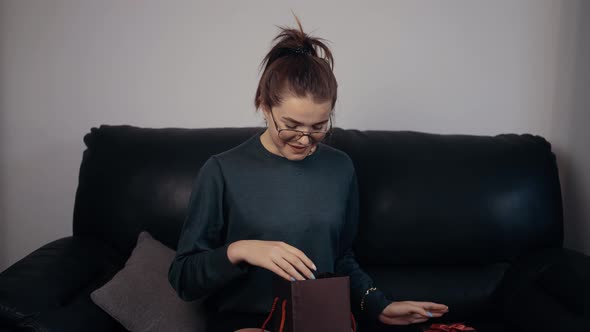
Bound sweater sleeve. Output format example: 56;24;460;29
168;156;249;301
334;168;391;323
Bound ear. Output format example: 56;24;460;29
260;104;271;120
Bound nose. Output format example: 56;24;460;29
297;135;311;145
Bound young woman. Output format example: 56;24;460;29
168;15;449;332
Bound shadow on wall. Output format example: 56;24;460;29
0;96;5;272
552;0;590;255
0;1;7;273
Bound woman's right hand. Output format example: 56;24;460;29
227;240;317;281
379;301;449;325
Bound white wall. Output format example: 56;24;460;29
551;0;590;256
1;0;588;272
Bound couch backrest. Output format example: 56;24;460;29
73;125;563;266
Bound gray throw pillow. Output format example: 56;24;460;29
90;231;206;332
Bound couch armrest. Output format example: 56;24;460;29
499;247;590;330
0;236;127;331
534;248;590;317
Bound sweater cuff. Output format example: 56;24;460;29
363;289;391;323
209;243;250;279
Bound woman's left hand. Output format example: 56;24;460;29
378;301;449;325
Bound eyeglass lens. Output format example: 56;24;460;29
278;130;328;142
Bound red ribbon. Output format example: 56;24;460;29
424;323;476;332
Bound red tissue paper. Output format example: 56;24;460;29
424;323;476;332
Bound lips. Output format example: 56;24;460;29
288;144;308;153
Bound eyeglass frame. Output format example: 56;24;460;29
268;108;333;143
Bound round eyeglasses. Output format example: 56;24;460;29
269;109;332;143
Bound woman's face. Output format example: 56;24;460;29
261;95;332;161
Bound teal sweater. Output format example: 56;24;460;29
168;129;390;322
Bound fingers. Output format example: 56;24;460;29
268;242;304;281
410;313;430;323
273;256;306;281
281;243;317;272
406;304;443;319
265;242;317;281
419;309;444;318
379;301;448;327
268;262;297;282
276;242;316;280
427;304;449;313
405;302;448;318
282;252;316;280
408;301;449;312
411;306;433;318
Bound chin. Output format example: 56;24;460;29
287;154;307;161
280;149;304;160
281;145;313;160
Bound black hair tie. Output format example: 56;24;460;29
291;46;311;55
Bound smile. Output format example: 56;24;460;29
288;144;309;152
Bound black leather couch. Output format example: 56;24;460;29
1;125;588;332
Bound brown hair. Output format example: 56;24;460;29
254;13;338;115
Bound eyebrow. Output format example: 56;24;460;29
281;117;330;125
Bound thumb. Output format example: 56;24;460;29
412;306;433;318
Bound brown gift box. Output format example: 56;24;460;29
261;272;356;332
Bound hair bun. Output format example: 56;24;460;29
254;12;338;112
